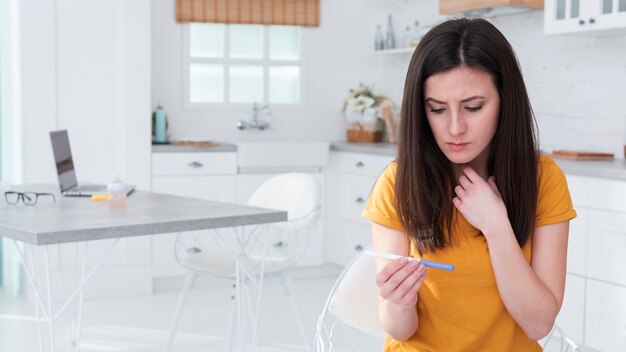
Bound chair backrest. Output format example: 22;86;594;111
315;250;386;352
247;172;320;221
173;173;322;278
540;325;582;352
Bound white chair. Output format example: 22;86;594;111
314;249;581;352
165;173;322;352
314;250;386;352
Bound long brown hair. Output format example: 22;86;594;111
396;18;539;254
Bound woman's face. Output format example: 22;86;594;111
424;66;500;170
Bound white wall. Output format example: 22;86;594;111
150;0;444;143
21;0;151;189
152;0;626;157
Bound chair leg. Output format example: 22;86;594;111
284;276;312;352
164;272;196;352
226;283;237;352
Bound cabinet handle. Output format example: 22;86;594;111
356;197;365;203
355;161;365;168
188;161;203;168
589;18;596;24
354;244;364;252
579;19;585;25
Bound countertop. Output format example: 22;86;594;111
152;143;237;153
330;142;626;181
151;141;626;181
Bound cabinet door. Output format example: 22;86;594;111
554;274;585;346
567;207;587;276
592;0;626;31
545;0;626;34
585;279;626;351
586;209;626;286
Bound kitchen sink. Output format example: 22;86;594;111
236;142;330;172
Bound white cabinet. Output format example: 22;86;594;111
325;151;394;265
556;173;626;351
585;279;626;351
151;152;238;278
544;0;626;34
555;273;585;345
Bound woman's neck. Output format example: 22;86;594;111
453;146;491;180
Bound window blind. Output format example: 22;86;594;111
176;0;320;27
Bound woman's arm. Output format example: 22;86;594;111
453;167;568;340
372;222;427;341
483;221;568;340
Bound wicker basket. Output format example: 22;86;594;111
346;127;383;143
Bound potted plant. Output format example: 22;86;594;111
342;83;396;143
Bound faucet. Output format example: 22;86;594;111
237;102;271;130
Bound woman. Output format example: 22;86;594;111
362;18;576;351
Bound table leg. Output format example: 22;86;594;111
28;245;45;352
43;246;56;351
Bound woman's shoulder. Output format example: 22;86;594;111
538;154;564;175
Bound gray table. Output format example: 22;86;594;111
0;189;286;352
0;190;285;245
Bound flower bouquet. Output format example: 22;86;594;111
342;83;396;143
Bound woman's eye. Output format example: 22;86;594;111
465;106;482;112
430;108;445;113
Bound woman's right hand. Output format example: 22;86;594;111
375;257;428;308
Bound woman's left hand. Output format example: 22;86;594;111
452;167;510;237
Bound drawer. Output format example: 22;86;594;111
341;174;378;224
585;279;626;352
335;152;393;177
587;209;626;286
554;274;585;346
342;220;372;261
152;152;237;176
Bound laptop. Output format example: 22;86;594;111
50;130;135;197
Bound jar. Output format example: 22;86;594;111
107;181;128;208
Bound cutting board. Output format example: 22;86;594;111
551;150;614;161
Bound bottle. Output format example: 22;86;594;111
108;180;128;208
385;14;396;50
374;25;384;51
154;105;168;143
402;26;412;48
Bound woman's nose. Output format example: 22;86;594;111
448;112;466;136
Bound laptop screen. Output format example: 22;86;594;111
50;130;78;192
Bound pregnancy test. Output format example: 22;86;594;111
365;250;455;271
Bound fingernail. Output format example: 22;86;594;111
409;260;419;267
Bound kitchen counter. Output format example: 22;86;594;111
330;141;397;157
152;143;237;153
330;142;626;181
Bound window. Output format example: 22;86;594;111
184;24;303;108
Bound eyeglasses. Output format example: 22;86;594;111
4;191;56;206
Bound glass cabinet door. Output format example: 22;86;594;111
545;0;626;34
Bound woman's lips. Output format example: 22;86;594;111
447;142;468;151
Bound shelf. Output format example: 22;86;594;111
364;47;415;57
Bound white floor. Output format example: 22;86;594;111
0;268;594;352
0;267;341;352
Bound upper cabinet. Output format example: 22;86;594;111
440;0;543;15
544;0;626;34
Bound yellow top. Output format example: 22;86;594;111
362;155;577;352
